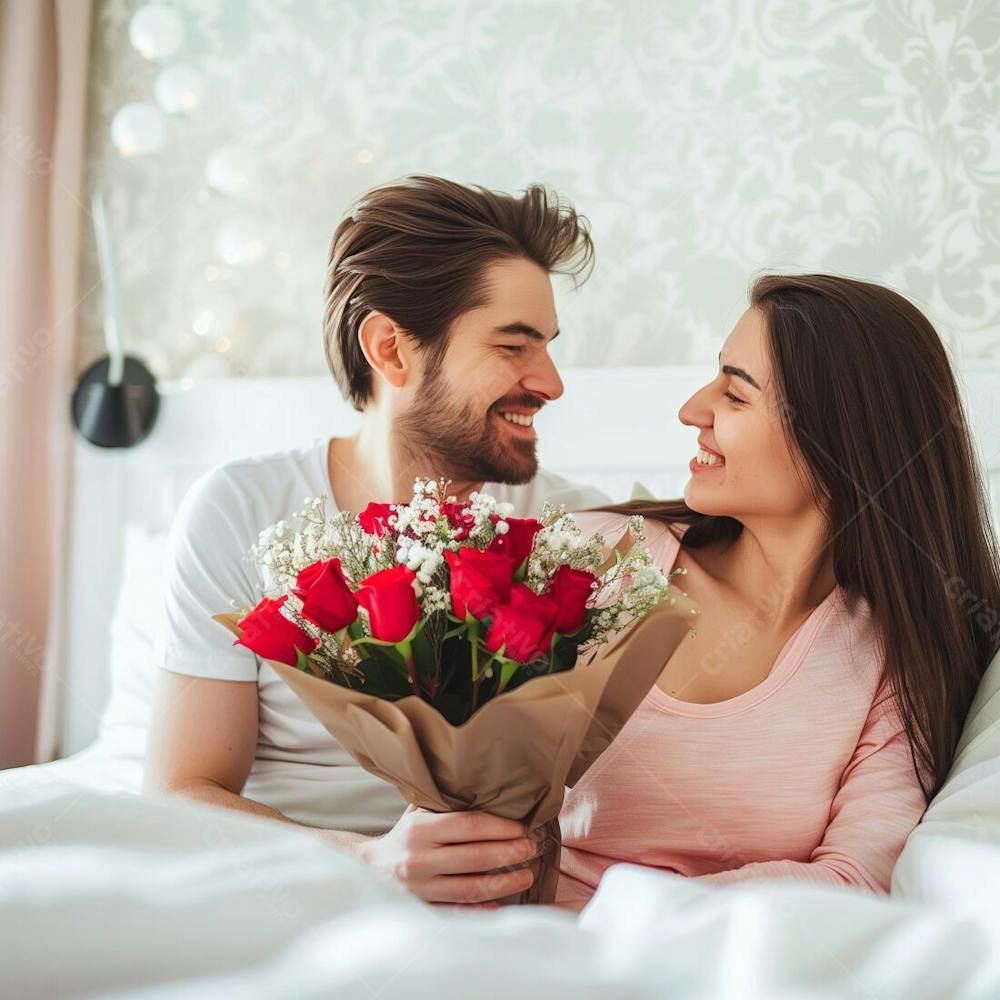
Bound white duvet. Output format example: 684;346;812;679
2;775;1000;999
4;532;999;998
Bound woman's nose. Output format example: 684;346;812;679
677;390;710;427
678;385;713;428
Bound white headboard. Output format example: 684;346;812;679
61;365;1000;754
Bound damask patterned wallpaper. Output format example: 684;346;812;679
78;0;1000;382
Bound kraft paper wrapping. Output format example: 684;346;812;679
214;589;696;905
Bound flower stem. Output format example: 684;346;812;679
468;622;480;682
399;639;420;698
469;623;485;713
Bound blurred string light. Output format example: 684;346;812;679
216;217;267;266
110;102;166;156
154;64;206;114
205;145;260;197
113;4;196;156
114;2;315;378
191;299;237;338
128;4;184;61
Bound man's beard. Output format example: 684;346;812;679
396;367;539;487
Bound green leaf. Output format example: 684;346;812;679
359;645;413;693
351;635;402;649
294;647;315;674
498;653;519;692
410;629;436;676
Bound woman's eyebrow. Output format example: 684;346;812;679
718;351;762;391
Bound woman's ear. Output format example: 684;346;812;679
357;311;412;392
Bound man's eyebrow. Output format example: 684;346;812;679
494;322;560;342
718;351;762;391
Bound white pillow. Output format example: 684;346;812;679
93;524;168;757
891;648;1000;906
629;480;657;500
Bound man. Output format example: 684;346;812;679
145;175;610;906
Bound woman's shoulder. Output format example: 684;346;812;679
568;509;686;568
568;508;629;535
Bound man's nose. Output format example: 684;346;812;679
521;351;565;403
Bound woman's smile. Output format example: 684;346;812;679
690;443;726;474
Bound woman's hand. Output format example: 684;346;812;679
358;804;539;904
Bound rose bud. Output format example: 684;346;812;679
548;565;598;634
292;558;359;633
235;595;318;666
444;548;516;619
355;565;421;643
442;501;476;541
358;502;398;538
485;584;560;663
487;516;543;570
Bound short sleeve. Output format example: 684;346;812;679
156;467;263;682
570;512;682;575
568;510;632;545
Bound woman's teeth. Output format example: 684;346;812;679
696;448;724;466
500;411;533;427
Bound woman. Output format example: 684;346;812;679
555;273;1000;907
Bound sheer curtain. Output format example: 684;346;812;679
0;0;92;766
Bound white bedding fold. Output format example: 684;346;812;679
2;784;999;999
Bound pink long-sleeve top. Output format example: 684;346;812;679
556;512;929;903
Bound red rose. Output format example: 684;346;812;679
292;559;359;633
442;501;475;540
355;565;421;643
358;502;398;538
548;565;598;634
235;595;318;666
444;547;516;619
484;584;559;663
488;516;542;569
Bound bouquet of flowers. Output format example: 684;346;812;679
214;478;698;904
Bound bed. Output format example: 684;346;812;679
3;366;1000;998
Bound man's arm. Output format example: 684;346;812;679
143;668;371;852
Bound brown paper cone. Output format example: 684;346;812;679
214;588;697;904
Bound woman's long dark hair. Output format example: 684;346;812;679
589;273;1000;801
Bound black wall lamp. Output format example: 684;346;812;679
71;191;159;448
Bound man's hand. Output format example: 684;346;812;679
548;898;588;914
358;804;539;904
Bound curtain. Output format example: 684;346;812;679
0;0;92;767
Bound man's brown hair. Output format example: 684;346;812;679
322;174;594;411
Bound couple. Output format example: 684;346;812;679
145;174;999;911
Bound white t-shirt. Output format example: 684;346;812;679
156;436;613;834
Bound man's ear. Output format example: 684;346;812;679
357;311;412;391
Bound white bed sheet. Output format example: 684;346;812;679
2;781;999;999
